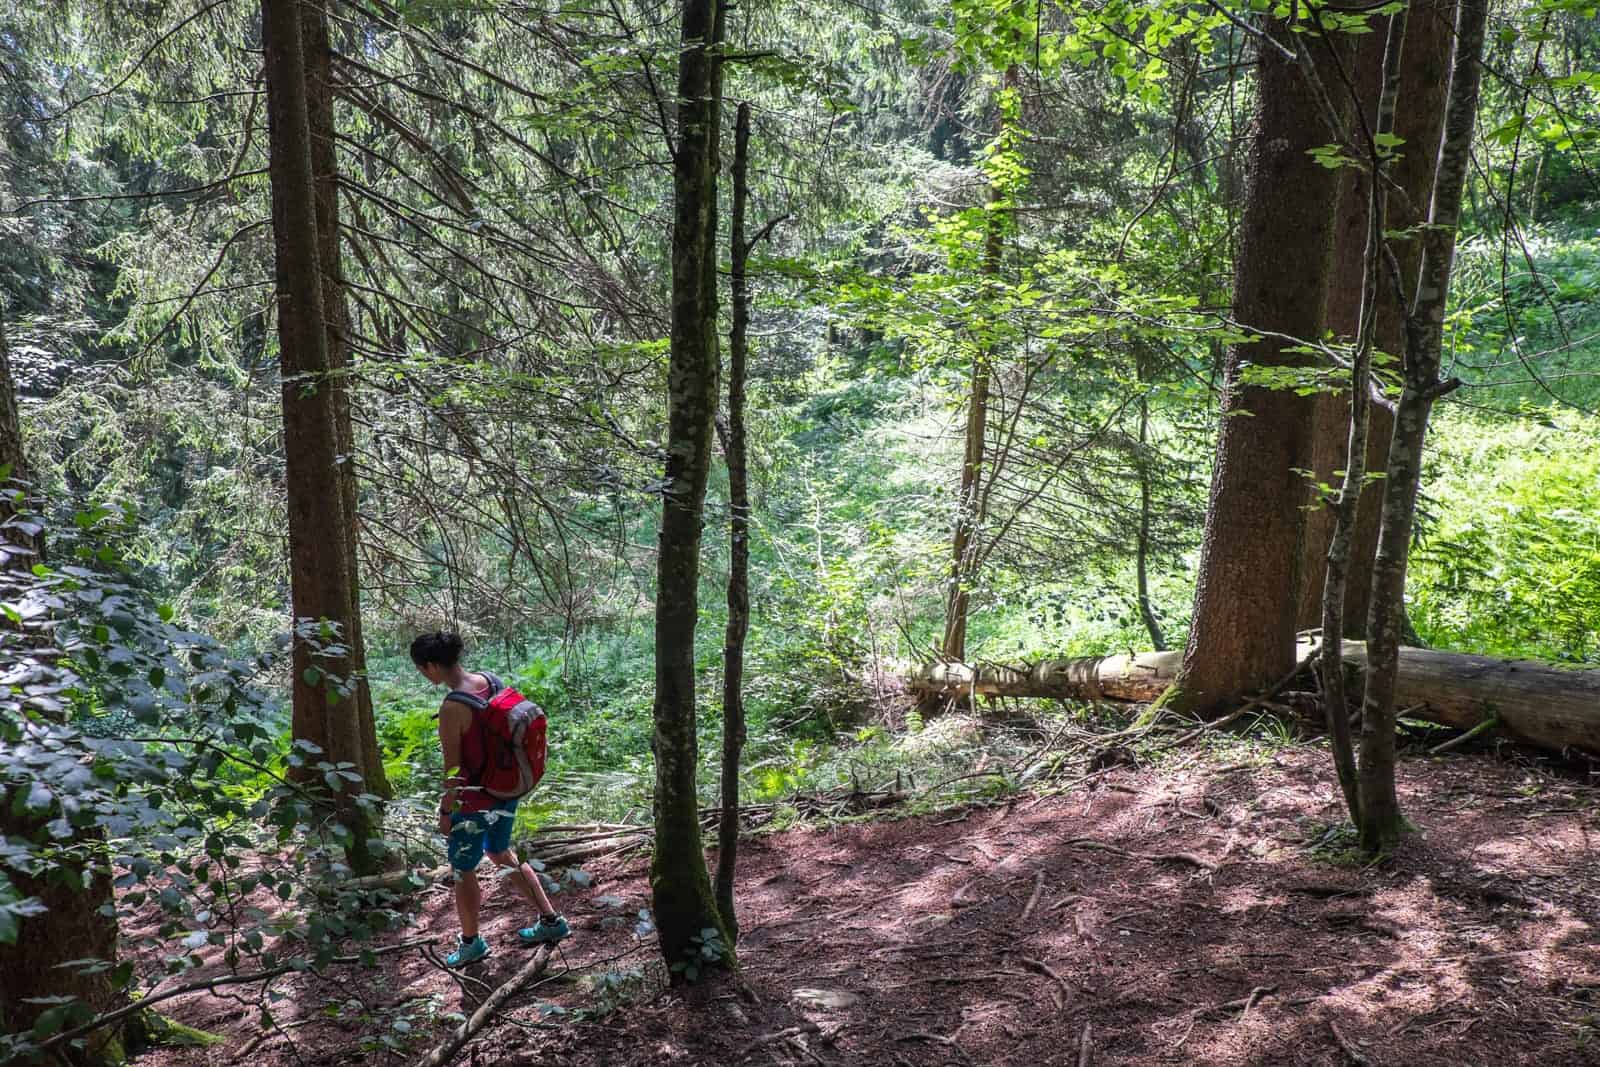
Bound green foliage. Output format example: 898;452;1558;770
1411;411;1600;663
669;925;727;982
0;500;434;1064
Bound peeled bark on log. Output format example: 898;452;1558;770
909;641;1600;756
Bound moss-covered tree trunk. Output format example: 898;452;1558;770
1156;22;1350;716
651;0;733;973
715;102;753;942
1299;0;1454;635
0;315;129;1063
263;0;384;868
1360;0;1487;853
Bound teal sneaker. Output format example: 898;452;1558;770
446;935;489;967
517;915;570;946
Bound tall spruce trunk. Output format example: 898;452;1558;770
1299;0;1454;634
1359;0;1488;852
715;102;753;941
263;0;382;867
652;0;734;972
1155;22;1350;716
0;316;129;1062
302;0;389;800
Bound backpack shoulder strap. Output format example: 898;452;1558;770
445;672;502;711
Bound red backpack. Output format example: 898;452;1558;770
449;672;548;800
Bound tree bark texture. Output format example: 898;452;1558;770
1320;8;1409;829
651;0;734;972
715;102;753;942
1298;0;1455;634
909;641;1600;757
302;0;389;800
263;0;383;861
1160;23;1350;716
1359;0;1488;852
0;314;128;1062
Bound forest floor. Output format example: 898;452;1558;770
134;739;1600;1067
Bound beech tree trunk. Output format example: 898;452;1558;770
0;315;129;1062
1158;23;1350;716
263;0;385;867
1299;0;1455;634
652;0;733;973
715;102;753;942
1360;0;1488;852
909;641;1600;757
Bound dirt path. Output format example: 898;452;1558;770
136;746;1600;1066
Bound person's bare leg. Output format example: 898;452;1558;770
455;869;482;938
487;849;557;916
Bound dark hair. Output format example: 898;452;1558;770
410;631;464;669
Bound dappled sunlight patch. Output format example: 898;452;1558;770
122;746;1600;1067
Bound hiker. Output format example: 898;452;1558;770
411;630;570;967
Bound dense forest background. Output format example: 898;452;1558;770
2;0;1599;1061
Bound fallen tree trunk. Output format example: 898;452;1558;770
910;640;1600;756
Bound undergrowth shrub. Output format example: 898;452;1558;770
1413;411;1600;663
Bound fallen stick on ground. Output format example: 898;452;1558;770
1173;985;1278;1049
1019;956;1072;1009
1328;1017;1372;1065
1058;838;1219;872
1019;869;1045;924
410;944;555;1067
1077;1021;1093;1067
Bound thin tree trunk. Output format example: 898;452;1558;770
652;0;733;973
263;0;378;866
1134;349;1165;652
1321;8;1409;827
715;102;753;942
0;315;129;1062
1156;22;1350;717
1298;0;1454;634
942;64;1016;662
1359;0;1488;853
301;0;390;802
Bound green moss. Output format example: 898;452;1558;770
140;1012;227;1048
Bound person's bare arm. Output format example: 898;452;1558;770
437;702;471;834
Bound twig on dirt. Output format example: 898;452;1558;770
1019;870;1045;924
410;944;554;1067
37;938;433;1055
787;1035;827;1066
1058;838;1218;872
1173;985;1278;1048
1077;1021;1093;1067
1020;956;1073;1009
1159;650;1319;751
421;943;493;1000
1328;1017;1372;1065
896;1031;973;1065
749;1024;818;1048
233;1016;317;1061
